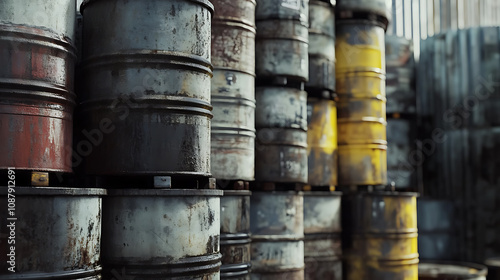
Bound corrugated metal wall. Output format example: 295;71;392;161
388;0;500;58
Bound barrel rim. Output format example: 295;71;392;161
348;190;419;197
105;188;223;196
485;257;500;267
419;261;488;278
212;19;257;34
0;267;103;280
252;235;305;241
303;191;342;196
223;190;252;196
220;263;252;275
81;0;215;15
0;187;107;196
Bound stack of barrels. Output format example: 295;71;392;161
0;0;104;279
303;1;343;279
79;0;222;278
385;35;417;190
251;0;309;278
335;1;420;279
210;0;255;278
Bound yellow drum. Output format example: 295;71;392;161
336;19;386;74
336;71;386;98
338;144;387;186
307;98;338;186
343;191;419;280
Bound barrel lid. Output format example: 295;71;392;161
223;190;252;196
81;0;214;15
419;262;488;279
106;188;223;197
0;187;106;196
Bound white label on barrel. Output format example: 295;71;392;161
281;0;300;10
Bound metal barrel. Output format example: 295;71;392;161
342;191;419;280
211;0;256;181
0;0;76;172
336;19;387;186
79;0;214;176
250;191;305;279
387;118;416;188
255;87;308;183
417;199;457;261
306;1;336;92
336;0;391;27
220;190;252;279
485;258;500;280
101;189;222;279
303;192;342;280
385;35;415;114
419;262;488;280
307;98;338;186
255;0;309;83
0;187;104;279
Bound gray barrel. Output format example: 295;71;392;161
250;192;305;279
303;192;342;280
211;0;256;181
307;1;336;93
0;0;76;172
79;0;213;176
385;35;415;114
419;262;488;280
387;118;416;188
0;187;104;279
101;189;222;279
221;190;252;279
255;87;308;183
255;0;309;82
485;258;500;280
336;0;391;27
417;199;457;261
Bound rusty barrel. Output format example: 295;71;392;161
336;19;387;186
220;190;252;279
0;0;76;172
0;187;104;279
307;98;338;187
486;258;500;280
79;0;213;176
419;262;488;280
101;189;222;279
342;191;419;280
255;87;308;184
255;0;309;82
303;192;342;280
307;1;336;92
385;35;415;114
336;0;391;28
250;192;304;279
211;0;256;181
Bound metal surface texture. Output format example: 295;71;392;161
387;118;416;188
0;0;76;172
336;0;391;26
255;19;309;82
307;1;336;92
220;190;252;279
250;192;305;280
419;262;488;280
303;192;342;280
486;258;500;280
417;199;457;261
307;98;338;186
256;87;307;130
255;128;308;184
0;187;104;279
255;0;309;23
342;191;419;280
79;0;213;176
101;189;222;279
386;35;415;114
211;0;256;181
338;144;387;186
